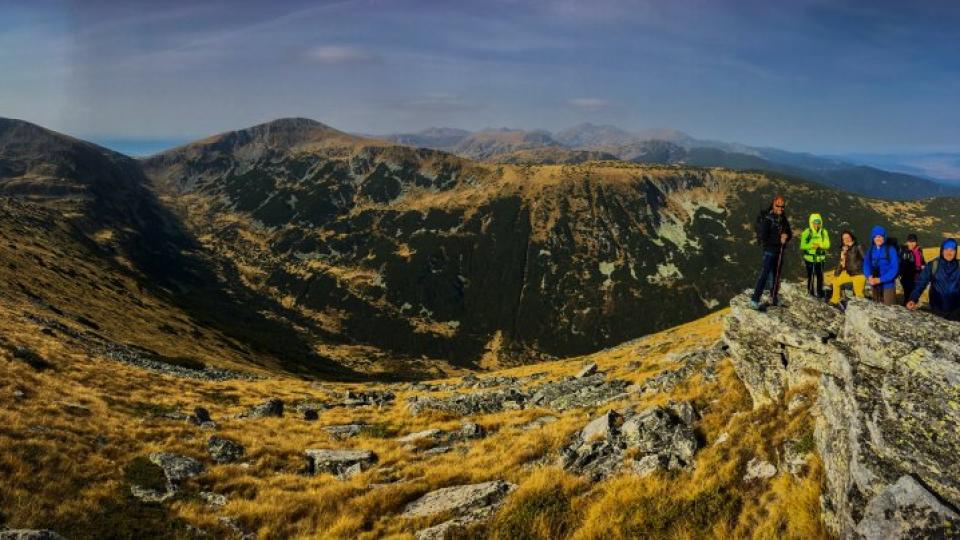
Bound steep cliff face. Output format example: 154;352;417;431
724;285;960;538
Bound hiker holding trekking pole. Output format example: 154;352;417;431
750;195;792;309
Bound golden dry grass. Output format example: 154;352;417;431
0;293;829;539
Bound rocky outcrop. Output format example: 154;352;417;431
559;402;700;481
724;283;960;539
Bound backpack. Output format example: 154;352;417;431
898;244;916;269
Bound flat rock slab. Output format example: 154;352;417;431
403;480;516;518
304;449;377;477
322;424;366;440
397;429;443;443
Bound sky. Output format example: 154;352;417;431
2;0;959;155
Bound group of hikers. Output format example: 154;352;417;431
750;195;960;320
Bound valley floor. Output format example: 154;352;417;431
1;298;828;539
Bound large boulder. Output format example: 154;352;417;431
723;285;960;538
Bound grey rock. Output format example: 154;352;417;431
630;454;664;478
0;531;67;540
580;411;618;441
207;436;245;464
403;480;516;518
521;416;558;430
239;398;283;419
743;458;777;482
782;440;810;478
561;403;699;481
304;449;377;478
218;517;256;540
459;421;485;439
855;476;960;540
322;424;365;440
713;432;729;446
397;429;443;443
98;342;257;381
130;484;173;503
199;491;227;508
787;394;809;412
149;452;204;485
342;390;395;408
724;285;960;537
576;362;598;378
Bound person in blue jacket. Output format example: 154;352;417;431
907;238;960;320
862;225;899;305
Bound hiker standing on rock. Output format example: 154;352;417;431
800;213;830;299
829;230;865;304
899;233;926;305
863;225;899;305
907;238;960;320
750;195;792;309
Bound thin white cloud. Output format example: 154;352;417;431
567;98;611;111
303;45;380;65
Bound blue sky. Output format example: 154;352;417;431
2;0;959;154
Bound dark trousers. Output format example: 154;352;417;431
901;276;915;306
752;250;782;303
805;261;824;298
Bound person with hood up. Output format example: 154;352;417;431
862;225;899;305
749;195;792;309
829;230;865;304
799;213;830;299
907;238;960;320
898;233;926;305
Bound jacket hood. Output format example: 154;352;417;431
808;213;823;230
941;238;958;259
870;225;887;244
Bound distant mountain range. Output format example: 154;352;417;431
381;123;960;200
4;116;960;375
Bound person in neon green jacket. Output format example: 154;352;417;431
800;213;831;298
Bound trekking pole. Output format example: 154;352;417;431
771;242;785;305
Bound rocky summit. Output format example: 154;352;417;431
725;283;960;538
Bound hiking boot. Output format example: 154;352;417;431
749;300;761;310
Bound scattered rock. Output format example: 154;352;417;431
304;449;377;478
12;389;26;400
630;455;664;478
199;491;227;508
561;403;699;481
403;480;516;518
521;416;558;430
742;458;777;482
781;440;810;477
635;343;726;395
576;362;598;378
459;421;484;439
207;436;245;464
150;452;204;487
11;346;53;371
398;429;443;443
713;432;729;446
99;342;257;381
422;446;453;456
342;390;395;408
0;530;67;540
322;424;366;440
188;407;214;428
303;409;319;421
218;517;256;540
787;394;809;412
239;398;283;419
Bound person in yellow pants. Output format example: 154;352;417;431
830;229;866;304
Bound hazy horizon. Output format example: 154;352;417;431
4;1;960;155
